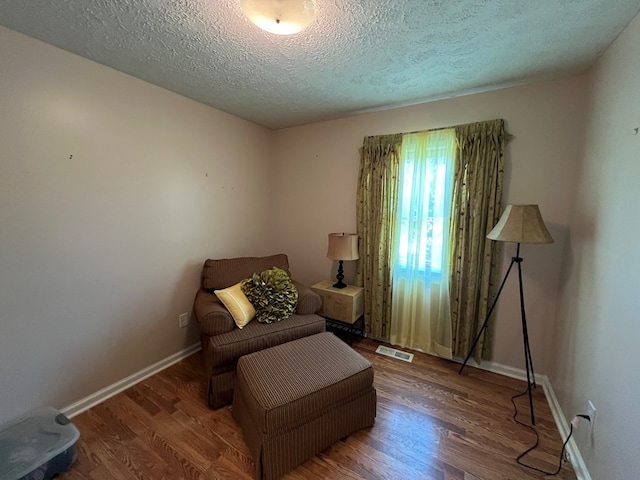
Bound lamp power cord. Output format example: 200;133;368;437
511;389;591;476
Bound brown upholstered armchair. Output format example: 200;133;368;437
193;254;325;408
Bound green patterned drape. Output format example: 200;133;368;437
356;134;402;339
449;119;511;361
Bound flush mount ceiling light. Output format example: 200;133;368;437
240;0;315;35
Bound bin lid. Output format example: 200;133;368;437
0;407;79;480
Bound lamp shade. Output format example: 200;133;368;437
487;205;554;244
240;0;315;35
327;233;359;261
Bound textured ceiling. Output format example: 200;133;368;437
1;1;639;129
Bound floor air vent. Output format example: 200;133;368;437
375;345;414;363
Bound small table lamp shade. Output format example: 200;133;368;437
327;233;359;261
327;233;358;288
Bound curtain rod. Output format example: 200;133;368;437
365;118;510;139
405;124;454;135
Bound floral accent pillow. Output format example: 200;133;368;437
241;267;298;323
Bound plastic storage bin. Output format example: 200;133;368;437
0;407;79;480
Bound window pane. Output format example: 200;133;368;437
394;132;454;276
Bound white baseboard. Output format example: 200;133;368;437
61;343;201;419
454;356;547;385
541;376;592;480
454;357;590;480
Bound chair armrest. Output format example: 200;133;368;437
194;289;235;336
293;280;322;315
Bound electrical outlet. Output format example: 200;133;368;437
179;312;190;328
587;400;596;429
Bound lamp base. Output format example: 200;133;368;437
333;260;347;288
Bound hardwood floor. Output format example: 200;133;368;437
63;338;576;479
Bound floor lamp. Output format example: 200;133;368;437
458;205;554;425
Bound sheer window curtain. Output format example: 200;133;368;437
389;129;456;358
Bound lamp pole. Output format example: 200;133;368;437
515;243;536;425
457;204;553;426
458;243;537;424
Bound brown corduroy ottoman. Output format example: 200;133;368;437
232;332;376;480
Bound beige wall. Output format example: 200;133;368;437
550;13;640;479
4;14;638;476
272;75;589;373
0;27;273;425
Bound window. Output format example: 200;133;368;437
389;128;456;355
394;131;455;276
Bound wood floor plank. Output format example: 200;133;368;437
60;337;576;479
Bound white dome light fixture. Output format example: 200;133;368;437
240;0;315;35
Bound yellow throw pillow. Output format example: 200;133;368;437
214;282;255;328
